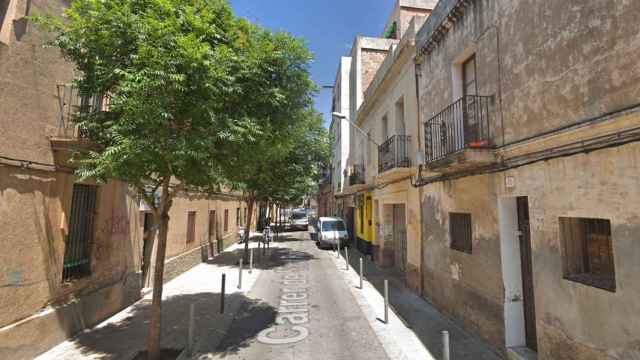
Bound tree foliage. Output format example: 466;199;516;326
35;1;329;358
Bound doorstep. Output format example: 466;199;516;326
507;346;538;360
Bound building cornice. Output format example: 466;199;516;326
416;0;473;60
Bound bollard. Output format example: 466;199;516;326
238;258;243;289
345;246;349;271
442;330;450;360
188;304;195;355
249;248;253;274
359;258;364;289
384;279;389;324
220;274;226;314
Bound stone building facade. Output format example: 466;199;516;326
414;0;640;358
0;1;254;358
339;0;436;289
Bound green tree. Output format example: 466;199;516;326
215;25;326;258
35;1;254;358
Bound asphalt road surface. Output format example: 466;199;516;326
210;230;390;360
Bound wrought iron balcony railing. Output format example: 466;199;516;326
424;95;493;163
349;164;366;185
55;84;107;140
378;135;411;173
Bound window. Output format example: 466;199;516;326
395;98;405;136
322;220;346;232
236;207;241;227
449;212;472;254
186;211;196;243
462;55;477;97
559;217;615;292
244;208;248;226
381;115;389;142
208;210;216;240
62;184;98;281
224;209;229;232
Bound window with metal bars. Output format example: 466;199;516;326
62;184;97;281
559;217;616;292
186;211;196;243
224;209;229;232
449;212;472;254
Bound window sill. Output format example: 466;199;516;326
564;274;616;293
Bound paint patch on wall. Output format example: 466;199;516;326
450;262;461;280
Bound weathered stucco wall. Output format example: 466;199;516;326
420;174;505;348
498;0;640;145
0;166;142;359
497;141;640;360
415;0;640;356
0;0;75;164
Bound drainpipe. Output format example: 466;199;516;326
414;59;425;298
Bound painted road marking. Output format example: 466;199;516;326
257;251;311;345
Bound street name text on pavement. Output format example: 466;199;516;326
257;251;311;345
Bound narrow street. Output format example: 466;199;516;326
203;231;390;360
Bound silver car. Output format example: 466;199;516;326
289;210;309;230
317;217;349;249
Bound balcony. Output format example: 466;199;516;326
349;164;366;185
50;84;105;166
377;135;413;181
424;95;498;173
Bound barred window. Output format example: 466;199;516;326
186;211;196;243
559;217;615;292
63;184;97;281
224;209;229;232
449;212;472;254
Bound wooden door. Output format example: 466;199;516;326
208;210;217;255
517;197;537;351
393;205;407;272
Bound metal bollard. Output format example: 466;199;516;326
384;279;389;324
238;258;243;289
188;304;195;355
359;258;364;289
249;248;253;274
220;274;226;314
345;246;349;271
442;330;450;360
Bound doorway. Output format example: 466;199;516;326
393;204;407;272
499;196;538;352
517;197;537;351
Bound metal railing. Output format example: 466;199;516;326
424;95;493;162
349;164;365;185
378;135;411;173
56;84;107;139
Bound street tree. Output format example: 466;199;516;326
215;26;326;259
35;1;269;358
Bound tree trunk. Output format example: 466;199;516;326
147;180;171;360
243;197;255;263
141;222;158;288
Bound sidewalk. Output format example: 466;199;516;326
333;246;503;360
36;241;273;360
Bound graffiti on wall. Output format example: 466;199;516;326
101;209;131;237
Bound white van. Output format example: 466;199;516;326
317;217;349;249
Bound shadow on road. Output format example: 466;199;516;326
63;292;273;360
206;247;316;271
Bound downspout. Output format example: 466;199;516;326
413;58;425;297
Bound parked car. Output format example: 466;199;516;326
289;209;309;230
317;217;349;249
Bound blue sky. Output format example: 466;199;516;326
230;0;396;128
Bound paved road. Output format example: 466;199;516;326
207;231;390;360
